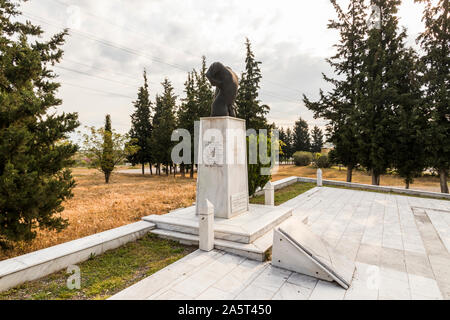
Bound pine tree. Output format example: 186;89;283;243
151;79;177;175
416;0;449;193
236;38;269;131
358;0;411;185
128;70;153;175
178;71;197;177
101;115;114;183
195;56;215;119
293;118;311;152
0;0;79;248
278;127;287;163
303;0;367;182
311;126;324;153
285;127;294;161
391;48;428;189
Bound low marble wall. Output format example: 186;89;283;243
255;176;449;200
0;221;155;292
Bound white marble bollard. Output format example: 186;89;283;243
263;181;275;206
198;199;214;252
317;169;323;187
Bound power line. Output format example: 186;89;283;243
62;82;134;99
47;0;200;61
21;10;302;105
55;65;140;88
22;11;190;72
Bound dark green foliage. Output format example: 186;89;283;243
293;152;313;167
311;126;324;153
293;117;311;152
391;49;428;189
127;71;153;174
247;134;272;196
236;38;269;131
0;0;79;249
304;0;367;183
416;0;449;193
151;79;177;175
101;115;114;183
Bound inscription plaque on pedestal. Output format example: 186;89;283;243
231;192;248;215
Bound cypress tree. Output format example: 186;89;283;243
151;79;177;176
285;127;294;162
101;115;114;184
358;0;411;185
311;126;324;153
391;48;428;189
293;117;311;152
303;0;367;182
178;71;197;178
236;38;269;131
0;0;79;248
128;70;153;175
416;0;449;193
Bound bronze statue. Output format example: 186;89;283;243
206;62;239;117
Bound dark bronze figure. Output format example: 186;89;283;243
206;62;239;117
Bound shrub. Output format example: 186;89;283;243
316;155;331;168
293;151;313;166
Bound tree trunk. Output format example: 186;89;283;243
346;165;353;183
371;170;380;186
181;164;185;177
104;171;111;184
149;163;153;175
439;168;449;194
405;180;410;190
166;164;169;176
141;163;145;175
190;165;194;178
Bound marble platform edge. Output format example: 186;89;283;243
254;176;450;200
151;229;268;262
143;206;293;244
0;221;155;292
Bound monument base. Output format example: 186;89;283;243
196;117;249;219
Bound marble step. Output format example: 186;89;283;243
151;228;274;262
143;204;293;244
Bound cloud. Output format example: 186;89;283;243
19;0;426;135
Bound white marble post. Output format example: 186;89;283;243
263;181;275;206
196;117;249;219
198;199;214;252
317;169;323;187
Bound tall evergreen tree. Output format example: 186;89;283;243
416;0;449;193
195;56;215;119
236;38;269;130
0;0;79;249
178;71;197;178
357;0;411;185
311;126;324;153
101;115;114;183
304;0;367;182
285;127;295;161
391;48;428;189
128;70;153;175
293;118;311;152
151;79;177;175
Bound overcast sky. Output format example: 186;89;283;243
18;0;426;135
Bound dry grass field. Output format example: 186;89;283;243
0;168;196;261
272;165;442;193
0;164;444;261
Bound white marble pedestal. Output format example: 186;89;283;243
196;117;249;219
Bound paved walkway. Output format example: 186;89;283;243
111;187;450;300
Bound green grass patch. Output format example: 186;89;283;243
250;182;316;206
0;234;195;300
